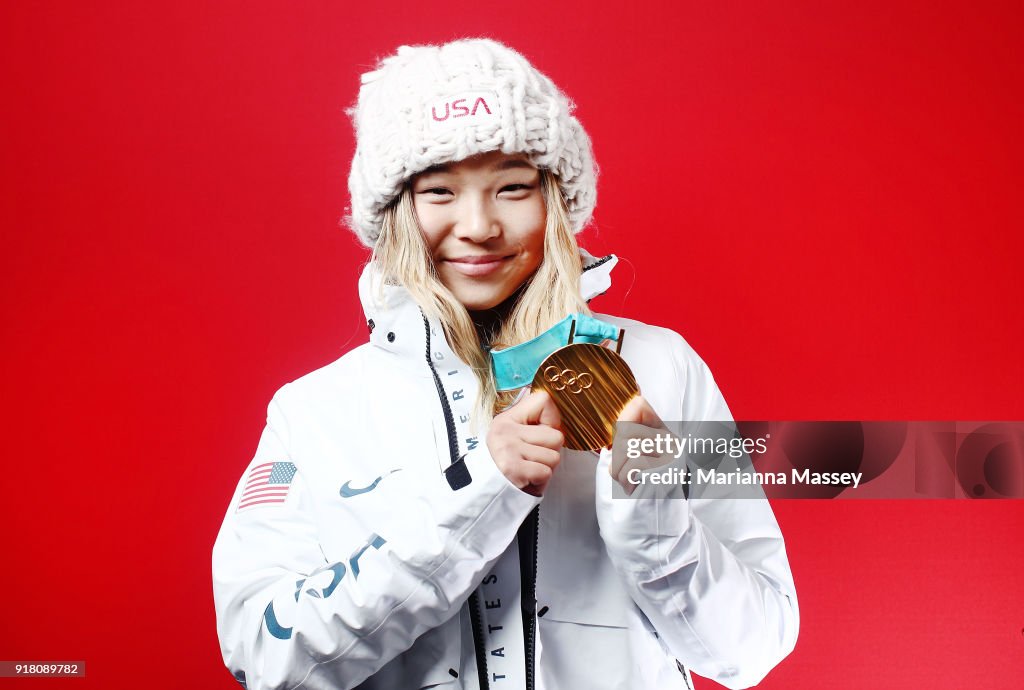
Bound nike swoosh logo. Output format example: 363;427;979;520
339;469;401;498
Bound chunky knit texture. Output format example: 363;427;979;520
347;39;597;247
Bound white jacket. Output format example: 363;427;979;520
213;254;799;690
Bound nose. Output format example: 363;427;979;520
453;194;501;242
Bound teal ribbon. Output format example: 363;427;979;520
490;313;621;392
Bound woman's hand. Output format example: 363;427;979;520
487;390;564;496
610;396;672;494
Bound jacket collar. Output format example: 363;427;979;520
358;249;618;364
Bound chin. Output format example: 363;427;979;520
457;296;503;311
450;279;533;312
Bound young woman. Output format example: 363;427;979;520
213;39;798;690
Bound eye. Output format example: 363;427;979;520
414;186;455;202
498;183;534;196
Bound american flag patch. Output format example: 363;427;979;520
237;461;297;511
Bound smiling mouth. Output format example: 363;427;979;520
444;255;512;277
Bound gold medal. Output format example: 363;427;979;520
531;329;639;451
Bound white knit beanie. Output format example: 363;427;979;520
346;39;597;247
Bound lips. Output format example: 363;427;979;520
443;254;511;277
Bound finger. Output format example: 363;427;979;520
520;462;553;495
613;455;673;495
520;424;564;450
509;390;554;425
536;392;562;430
618;396;665;429
610;421;663;478
613;457;648;496
521;445;562;468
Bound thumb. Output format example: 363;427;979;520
511;390;562;429
618;396;664;429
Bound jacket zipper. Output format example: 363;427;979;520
518;506;540;690
581;253;614;273
677;660;694;690
468;591;490;690
422;313;490;688
422;313;460;467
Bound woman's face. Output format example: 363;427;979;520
412;151;546;311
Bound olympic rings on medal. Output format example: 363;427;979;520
543;365;594;395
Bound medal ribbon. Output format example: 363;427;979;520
490;313;620;392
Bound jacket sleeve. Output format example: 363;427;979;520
594;333;799;689
212;394;539;690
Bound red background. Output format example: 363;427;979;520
2;1;1022;688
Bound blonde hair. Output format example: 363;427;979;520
372;169;589;418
